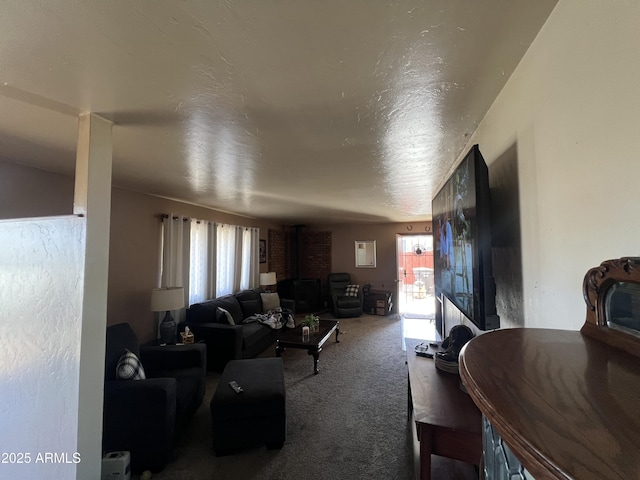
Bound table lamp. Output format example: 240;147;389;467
259;272;277;293
151;286;185;345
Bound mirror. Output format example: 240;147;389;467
606;281;640;337
355;240;376;268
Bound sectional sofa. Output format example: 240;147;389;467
184;288;295;371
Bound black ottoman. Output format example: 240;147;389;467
211;358;286;455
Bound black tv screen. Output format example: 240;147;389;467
432;145;499;331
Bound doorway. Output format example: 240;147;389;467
397;234;436;341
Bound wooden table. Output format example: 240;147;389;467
275;319;339;374
459;328;640;479
406;339;482;480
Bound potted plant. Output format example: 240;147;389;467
301;313;320;332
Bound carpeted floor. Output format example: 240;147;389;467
134;314;415;480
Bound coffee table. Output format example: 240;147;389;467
275;319;339;374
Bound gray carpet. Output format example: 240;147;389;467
136;314;414;480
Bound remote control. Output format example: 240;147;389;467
229;381;243;393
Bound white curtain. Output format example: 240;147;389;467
216;223;237;296
160;214;190;322
216;224;258;296
188;219;216;305
240;227;260;290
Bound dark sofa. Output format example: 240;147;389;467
185;288;294;371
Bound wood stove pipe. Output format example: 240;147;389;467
293;224;305;280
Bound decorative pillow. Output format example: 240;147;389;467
345;284;360;297
116;349;146;380
238;298;262;318
261;292;281;312
217;306;235;325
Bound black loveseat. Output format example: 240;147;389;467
185;288;295;371
103;323;206;473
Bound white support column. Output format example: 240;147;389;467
74;113;113;480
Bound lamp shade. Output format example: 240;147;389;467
259;272;277;286
151;287;185;312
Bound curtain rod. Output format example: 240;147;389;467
159;213;189;222
158;213;257;231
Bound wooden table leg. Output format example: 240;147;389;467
418;424;432;480
309;347;322;374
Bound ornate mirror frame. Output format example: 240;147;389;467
582;257;640;357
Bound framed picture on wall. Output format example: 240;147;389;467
259;239;266;263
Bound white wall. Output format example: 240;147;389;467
0;216;85;479
462;0;640;330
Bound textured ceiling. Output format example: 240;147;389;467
0;1;557;224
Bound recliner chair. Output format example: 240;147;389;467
103;323;206;473
327;272;364;318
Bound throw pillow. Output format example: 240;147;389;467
345;284;360;297
217;306;235;325
261;292;281;312
116;349;146;380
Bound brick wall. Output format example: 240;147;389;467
267;229;289;281
299;231;331;282
268;228;331;285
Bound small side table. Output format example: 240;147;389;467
364;289;393;315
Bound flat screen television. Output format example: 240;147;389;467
432;144;499;331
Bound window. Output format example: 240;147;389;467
160;214;259;308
